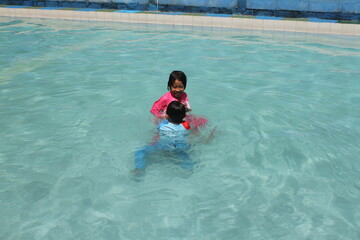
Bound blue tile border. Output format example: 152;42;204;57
157;12;182;15
4;5;27;8
255;16;283;20
114;10;140;13
75;8;99;12
38;7;65;10
205;13;232;17
308;18;338;23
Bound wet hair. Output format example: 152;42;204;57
166;101;186;124
167;70;187;91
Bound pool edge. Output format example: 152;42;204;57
0;7;359;36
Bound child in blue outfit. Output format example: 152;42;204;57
133;101;193;174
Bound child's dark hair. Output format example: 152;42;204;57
167;70;187;90
166;101;186;124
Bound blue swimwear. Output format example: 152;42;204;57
135;119;192;170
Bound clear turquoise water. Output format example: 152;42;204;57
0;17;360;239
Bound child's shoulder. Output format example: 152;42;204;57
158;91;173;100
158;119;169;128
158;120;190;131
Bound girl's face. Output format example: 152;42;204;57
170;79;185;98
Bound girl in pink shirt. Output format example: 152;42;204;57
150;70;207;130
150;71;191;118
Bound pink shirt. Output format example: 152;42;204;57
150;91;191;117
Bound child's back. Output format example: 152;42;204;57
134;101;192;173
157;119;191;151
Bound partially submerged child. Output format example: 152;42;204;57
134;101;193;175
150;70;191;118
150;70;207;129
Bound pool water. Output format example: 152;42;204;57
0;17;360;239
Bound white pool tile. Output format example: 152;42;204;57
164;15;176;26
272;20;285;32
192;15;203;27
0;7;9;17
354;25;360;36
66;10;78;20
209;17;223;27
263;19;276;31
63;10;75;20
15;8;29;18
102;12;113;22
146;13;156;24
329;22;342;35
27;8;39;18
318;23;331;34
155;13;166;25
231;17;242;28
202;16;213;27
238;18;254;30
75;12;85;21
307;22;320;34
40;10;50;19
78;12;87;21
58;10;68;20
208;17;221;28
172;15;184;27
123;13;132;23
66;11;76;20
220;17;233;28
56;10;66;19
79;11;89;21
252;19;264;30
182;15;192;26
137;13;147;23
88;11;98;21
283;20;297;32
112;12;123;22
115;13;124;22
39;10;49;19
85;11;97;21
93;11;103;21
295;21;308;33
4;8;14;17
341;24;355;35
128;13;137;23
9;8;19;17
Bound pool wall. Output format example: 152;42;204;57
0;0;359;20
1;5;359;37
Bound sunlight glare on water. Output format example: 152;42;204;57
0;17;360;239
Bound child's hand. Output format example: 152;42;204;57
158;114;167;120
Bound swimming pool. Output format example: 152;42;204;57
1;17;360;239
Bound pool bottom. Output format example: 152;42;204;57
0;16;359;240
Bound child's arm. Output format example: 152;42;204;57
183;93;191;112
185;103;191;112
150;96;166;117
150;100;162;116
